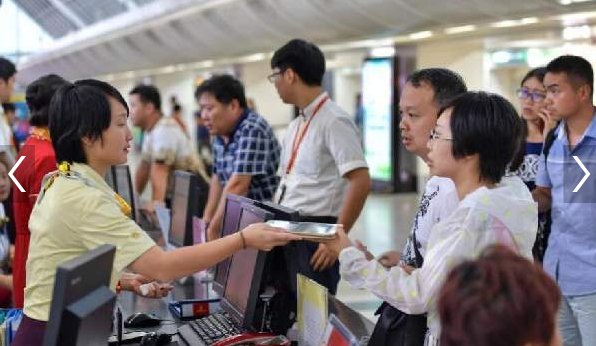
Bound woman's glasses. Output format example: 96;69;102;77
429;129;453;142
516;88;546;102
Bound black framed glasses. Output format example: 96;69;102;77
267;71;282;83
516;88;546;102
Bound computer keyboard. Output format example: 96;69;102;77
177;312;242;346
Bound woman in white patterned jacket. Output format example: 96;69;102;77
322;91;538;346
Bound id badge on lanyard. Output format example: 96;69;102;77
275;173;297;204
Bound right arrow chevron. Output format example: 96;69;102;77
573;156;590;193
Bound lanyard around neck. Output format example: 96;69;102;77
285;95;329;175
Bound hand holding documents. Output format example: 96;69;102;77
266;220;338;240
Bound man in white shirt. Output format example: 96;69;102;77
129;84;208;209
269;39;371;293
384;69;467;268
0;58;16;166
355;68;467;346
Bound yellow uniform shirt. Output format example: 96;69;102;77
24;163;155;321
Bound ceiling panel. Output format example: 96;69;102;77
14;0;596;82
13;0;159;38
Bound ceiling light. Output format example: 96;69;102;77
558;11;596;25
444;25;476;34
369;46;396;58
409;31;433;40
559;0;595;4
238;53;266;63
491;50;513;64
492;20;518;28
161;65;176;74
562;25;592;40
491;17;539;28
521;17;539;24
193;60;214;69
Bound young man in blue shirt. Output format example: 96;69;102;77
534;55;596;346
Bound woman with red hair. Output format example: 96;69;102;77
438;245;562;346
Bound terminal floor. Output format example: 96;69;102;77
335;192;419;321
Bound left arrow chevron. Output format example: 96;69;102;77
9;156;26;193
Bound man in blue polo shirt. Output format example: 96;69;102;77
196;74;281;241
534;55;596;346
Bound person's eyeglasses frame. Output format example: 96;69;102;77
516;88;546;102
429;129;453;143
267;69;285;83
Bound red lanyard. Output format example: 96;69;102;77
285;95;329;175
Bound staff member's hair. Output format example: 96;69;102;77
49;80;129;164
26;74;69;127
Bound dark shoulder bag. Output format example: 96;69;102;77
367;231;427;346
532;124;559;262
543;125;559;160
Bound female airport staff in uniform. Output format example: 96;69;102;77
12;79;299;346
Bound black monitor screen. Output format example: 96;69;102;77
113;165;135;221
223;205;269;325
254;200;299;221
224;248;257;321
221;195;251;237
213;195;251;292
43;245;116;346
169;174;190;247
104;169;115;190
63;287;116;346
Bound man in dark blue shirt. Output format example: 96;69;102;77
196;75;281;241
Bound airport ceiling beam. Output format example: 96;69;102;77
47;0;86;29
116;0;139;10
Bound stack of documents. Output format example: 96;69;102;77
266;221;338;240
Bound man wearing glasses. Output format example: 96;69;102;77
268;39;371;294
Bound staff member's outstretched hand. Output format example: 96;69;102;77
317;225;353;256
121;273;173;298
241;223;302;251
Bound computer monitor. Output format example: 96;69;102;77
252;201;301;297
112;165;136;221
212;194;254;296
104;167;116;190
221;204;272;330
43;244;117;346
169;171;194;247
220;194;253;238
253;200;299;221
169;171;206;247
